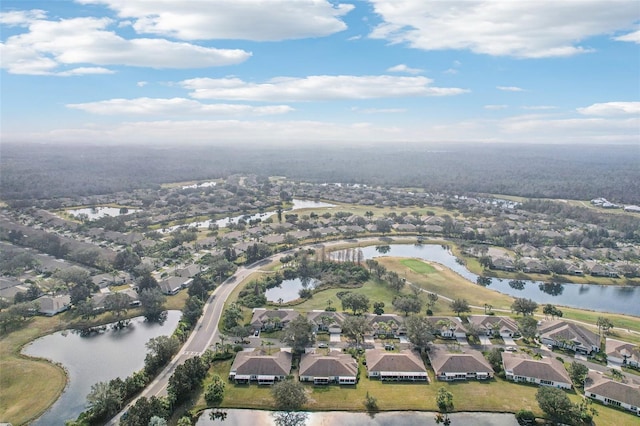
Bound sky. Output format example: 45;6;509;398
1;0;639;146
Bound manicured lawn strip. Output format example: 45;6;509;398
400;258;437;274
378;257;515;310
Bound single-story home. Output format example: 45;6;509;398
492;257;515;271
428;345;493;381
606;339;640;367
426;316;467;339
365;349;428;382
538;320;601;355
158;276;187;295
306;310;346;334
35;294;71;316
468;315;519;337
366;314;406;338
584;371;640;416
299;351;358;385
250;308;300;332
228;349;292;385
502;352;572;389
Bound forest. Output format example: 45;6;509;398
1;142;638;203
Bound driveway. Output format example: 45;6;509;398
456;336;469;346
330;333;341;343
479;336;492;345
502;336;516;346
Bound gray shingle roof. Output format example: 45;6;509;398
502;352;571;384
299;352;358;378
365;349;426;373
230;350;292;377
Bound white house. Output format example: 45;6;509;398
299;351;358;385
502;352;572;389
468;315;519;338
606;339;640;368
584;371;640;416
428;345;493;381
538;320;600;355
365;349;428;382
426;316;467;339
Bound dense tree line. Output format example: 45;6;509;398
2;143;638;204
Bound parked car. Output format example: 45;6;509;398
318;343;328;348
254;330;260;337
505;346;517;352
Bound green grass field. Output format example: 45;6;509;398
192;357;639;425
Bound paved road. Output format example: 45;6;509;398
107;261;271;424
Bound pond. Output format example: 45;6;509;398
66;206;140;220
163;199;336;232
334;244;639;316
22;311;181;425
195;409;519;426
265;278;318;303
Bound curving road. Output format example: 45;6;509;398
107;261;269;425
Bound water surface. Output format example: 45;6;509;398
23;311;181;425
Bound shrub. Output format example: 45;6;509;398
515;409;536;425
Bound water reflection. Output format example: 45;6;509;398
375;245;391;254
273;411;309;426
476;276;492;287
539;282;564;296
196;409;520;426
508;280;525;290
346;244;639;315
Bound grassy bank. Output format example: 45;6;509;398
0;291;188;425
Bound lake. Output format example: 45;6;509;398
334;244;639;316
265;278;318;303
195;409;519;426
66;206;140;220
163;199;336;232
22;311;181;425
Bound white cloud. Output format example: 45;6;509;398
521;105;557;111
497;86;525;92
137;81;148;87
352;107;406;114
66;97;293;116
78;0;354;41
0;9;47;25
577;101;640;116
0;13;251;75
57;67;115;76
368;0;639;58
614;29;640;43
443;68;458;75
484;105;508;110
181;75;468;101
387;64;423;74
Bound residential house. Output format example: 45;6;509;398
491;257;515;272
606;339;640;367
589;263;619;278
306;310;346;334
250;308;300;332
523;259;549;274
365;349;428;381
228;349;292;385
584;371;640;416
366;314;406;338
158;276;186;295
35;294;71;316
538;320;601;355
428;345;493;381
502;352;572;389
299;351;358;385
426;316;467;339
468;315;519;337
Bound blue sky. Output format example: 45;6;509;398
1;0;639;146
